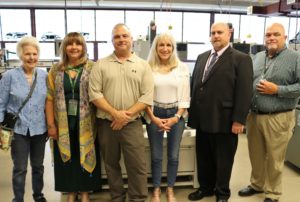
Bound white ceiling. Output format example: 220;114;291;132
0;0;280;12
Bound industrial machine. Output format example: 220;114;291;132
100;126;198;188
286;104;300;168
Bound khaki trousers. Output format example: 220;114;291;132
247;111;295;200
97;118;148;202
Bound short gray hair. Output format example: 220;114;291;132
111;23;131;41
16;36;40;59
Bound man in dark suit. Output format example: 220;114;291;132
187;22;253;202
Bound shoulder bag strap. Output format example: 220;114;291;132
16;70;38;116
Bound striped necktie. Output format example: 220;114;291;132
203;52;218;81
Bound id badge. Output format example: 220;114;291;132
68;99;78;116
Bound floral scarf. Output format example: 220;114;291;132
47;60;96;173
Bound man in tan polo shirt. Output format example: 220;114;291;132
89;23;154;202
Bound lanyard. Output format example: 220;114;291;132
261;47;286;79
261;57;276;80
67;66;83;99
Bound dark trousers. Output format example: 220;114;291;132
11;132;47;202
97;118;148;202
196;129;238;200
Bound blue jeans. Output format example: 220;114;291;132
11;132;47;202
146;106;185;187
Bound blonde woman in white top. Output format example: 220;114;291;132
146;33;190;202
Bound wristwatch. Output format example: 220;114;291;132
174;114;181;120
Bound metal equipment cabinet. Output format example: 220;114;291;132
101;127;198;188
286;105;300;168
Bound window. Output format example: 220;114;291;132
86;42;94;60
96;10;124;41
3;43;18;60
125;11;154;41
67;10;95;41
183;12;211;43
35;9;65;41
288;17;300;42
39;43;56;60
240;15;265;44
155;11;183;41
0;9;31;41
98;42;114;59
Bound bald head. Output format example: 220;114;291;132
211;22;230;32
265;23;287;56
266;23;285;36
210;22;231;51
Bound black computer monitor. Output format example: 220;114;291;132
251;44;265;55
233;43;250;54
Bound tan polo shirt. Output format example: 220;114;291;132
89;52;154;120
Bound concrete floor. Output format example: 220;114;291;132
1;134;300;202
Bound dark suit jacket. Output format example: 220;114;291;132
188;46;253;133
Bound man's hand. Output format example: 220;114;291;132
232;122;244;135
256;80;278;95
111;110;132;130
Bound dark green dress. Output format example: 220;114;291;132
53;71;101;192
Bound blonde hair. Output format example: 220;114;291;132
16;36;40;59
147;32;179;71
58;32;87;70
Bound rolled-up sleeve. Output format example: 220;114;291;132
89;60;104;102
138;63;154;106
177;63;190;108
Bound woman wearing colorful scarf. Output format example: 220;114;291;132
45;32;101;202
